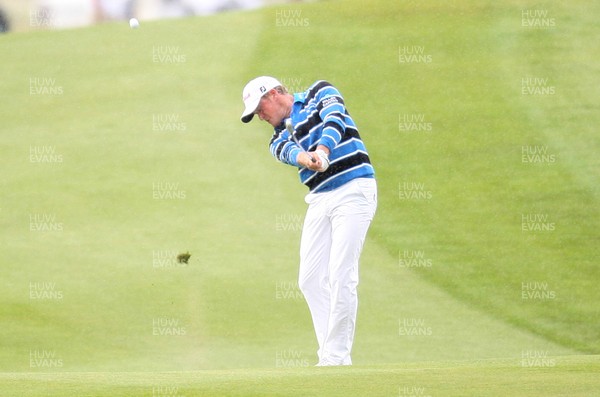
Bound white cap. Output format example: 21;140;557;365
240;76;282;123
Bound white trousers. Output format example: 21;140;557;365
298;178;377;366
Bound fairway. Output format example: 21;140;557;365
1;356;599;396
1;0;599;395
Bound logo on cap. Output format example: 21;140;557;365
260;86;267;93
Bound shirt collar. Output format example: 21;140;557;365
293;92;305;104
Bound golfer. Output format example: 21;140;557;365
240;76;377;366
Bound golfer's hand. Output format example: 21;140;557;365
297;152;322;171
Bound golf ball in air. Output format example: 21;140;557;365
129;18;139;29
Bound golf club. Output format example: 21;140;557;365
285;118;316;163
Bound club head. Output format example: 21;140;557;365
284;118;294;134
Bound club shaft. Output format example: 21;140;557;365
285;120;315;162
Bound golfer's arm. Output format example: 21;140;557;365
270;131;301;166
317;93;346;153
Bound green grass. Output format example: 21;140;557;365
1;0;599;394
1;356;598;396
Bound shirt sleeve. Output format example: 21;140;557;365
317;86;346;152
269;128;302;167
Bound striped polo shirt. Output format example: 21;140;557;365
269;80;375;193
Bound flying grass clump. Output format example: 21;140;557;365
177;251;191;264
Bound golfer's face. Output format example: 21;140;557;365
256;91;284;127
